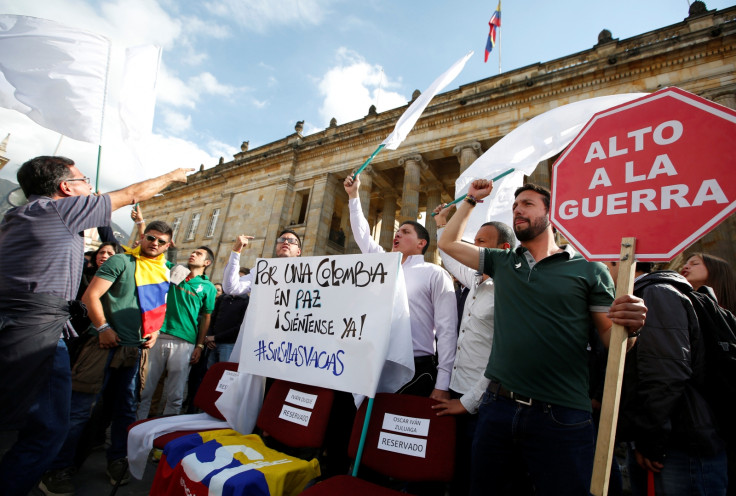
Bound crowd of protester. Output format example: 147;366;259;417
0;156;733;496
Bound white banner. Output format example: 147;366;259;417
238;253;402;397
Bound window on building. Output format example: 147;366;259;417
185;212;201;241
292;189;311;225
205;208;220;238
171;217;182;242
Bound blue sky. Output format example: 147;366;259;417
0;0;732;229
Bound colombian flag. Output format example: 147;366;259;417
125;245;169;337
485;2;501;62
151;429;320;496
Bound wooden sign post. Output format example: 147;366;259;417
590;237;636;496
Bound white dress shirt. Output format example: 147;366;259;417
222;251;253;296
349;198;457;390
438;227;494;413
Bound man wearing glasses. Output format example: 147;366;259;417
222;229;302;297
0;155;191;496
137;246;217;420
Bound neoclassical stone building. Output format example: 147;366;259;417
139;3;736;280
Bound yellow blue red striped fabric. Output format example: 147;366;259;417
125;245;169;338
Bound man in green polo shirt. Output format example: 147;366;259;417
438;179;647;496
137;246;217;419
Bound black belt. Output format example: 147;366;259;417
489;381;535;406
414;355;436;366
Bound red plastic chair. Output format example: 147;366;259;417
128;361;238;449
256;379;335;449
301;392;456;495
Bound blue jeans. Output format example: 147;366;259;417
0;339;71;496
50;347;141;469
207;342;235;368
470;389;595;496
628;446;728;496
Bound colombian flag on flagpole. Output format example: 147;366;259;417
485;1;501;63
125;245;169;337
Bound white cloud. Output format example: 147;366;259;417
162;110;192;134
207;139;239;159
204;0;335;33
252;99;269;109
317;48;407;127
190;72;237;97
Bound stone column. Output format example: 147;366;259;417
379;194;398;251
453;141;482;175
304;173;339;256
265;181;294;257
425;186;443;264
398;154;424;223
528;158;551;189
346;167;373;254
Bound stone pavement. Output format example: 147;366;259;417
1;431;157;496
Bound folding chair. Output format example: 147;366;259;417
301;392;456;495
255;379;336;458
128;360;238;449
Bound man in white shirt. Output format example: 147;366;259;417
344;174;457;401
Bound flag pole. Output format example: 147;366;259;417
430;167;515;216
94;39;113;193
352;144;385;179
498;0;502;75
351;397;375;476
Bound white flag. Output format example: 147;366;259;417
381;51;473;150
119;45;161;142
456;93;647;241
0;15;110;144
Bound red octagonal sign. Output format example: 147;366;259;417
551;87;736;261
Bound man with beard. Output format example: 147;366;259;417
40;221;175;493
438;180;647;496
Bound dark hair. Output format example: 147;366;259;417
400;220;430;255
691;252;736;313
480;221;515;248
239;267;251;276
92;242;124;269
17;156;75;197
196;246;215;273
278;228;302;248
514;183;551;211
144;220;173;238
635;262;654;274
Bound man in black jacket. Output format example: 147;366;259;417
607;261;727;495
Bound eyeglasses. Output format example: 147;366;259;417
65;176;91;184
276;236;300;246
144;234;169;245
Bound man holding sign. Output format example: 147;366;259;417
344;174;457;401
438;179;647;495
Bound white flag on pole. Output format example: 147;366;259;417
119;44;161;142
0;15;110;144
381;51;473;150
456;93;647;241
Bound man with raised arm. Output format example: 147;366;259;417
343;174;457;401
437;178;647;496
0;156;191;496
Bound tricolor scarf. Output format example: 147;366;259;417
151;429;320;496
125;245;170;338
